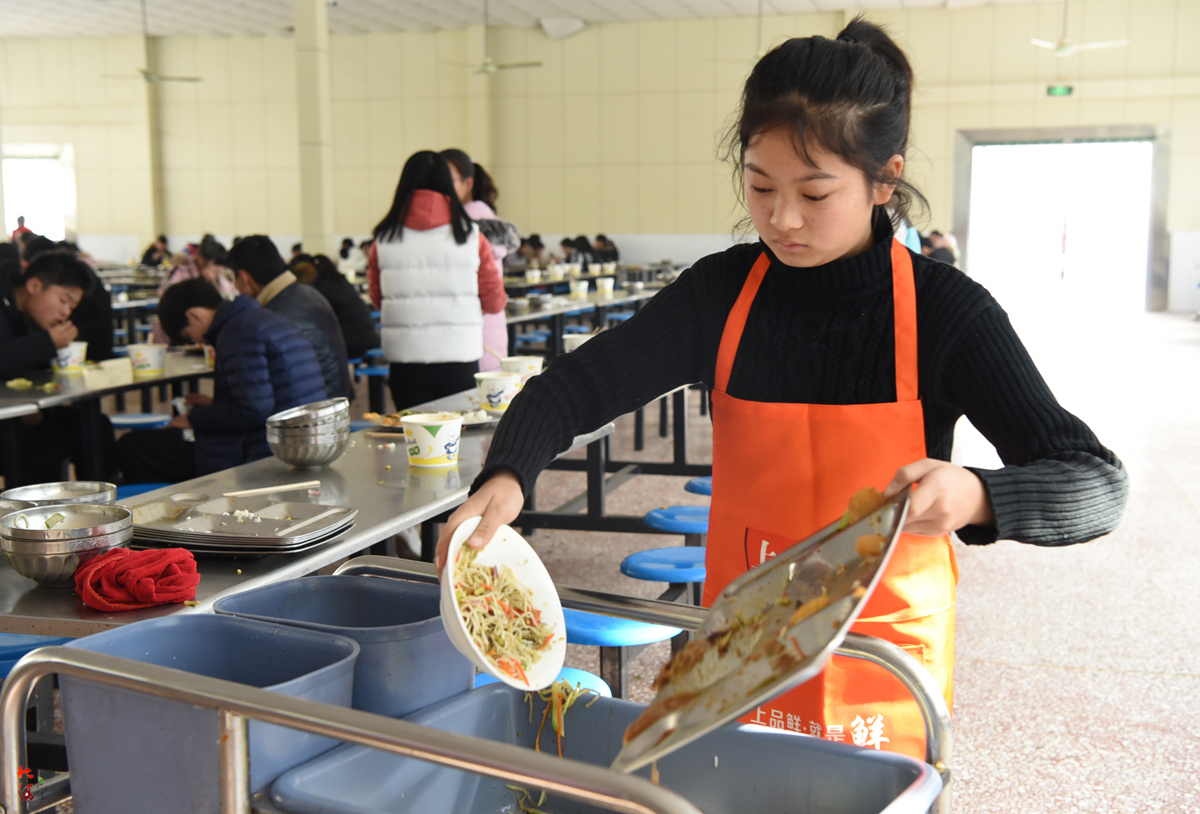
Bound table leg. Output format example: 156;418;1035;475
547;314;565;360
141;387;152;413
368;376;387;414
658;396;669;438
0;418;21;488
634;406;645;451
672;387;689;467
506;323;517;356
586;433;607;518
189;377;200;395
76;399;107;480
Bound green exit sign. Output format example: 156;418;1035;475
1047;84;1074;97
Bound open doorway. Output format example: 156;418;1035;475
2;144;77;242
964;139;1154;332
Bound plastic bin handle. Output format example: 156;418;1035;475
0;647;702;814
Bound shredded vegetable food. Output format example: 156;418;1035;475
525;679;601;757
505;785;552;814
45;513;66;529
455;547;554;685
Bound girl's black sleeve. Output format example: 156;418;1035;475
473;268;712;495
942;304;1128;546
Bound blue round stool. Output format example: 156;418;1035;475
605;311;635;324
621;547;706;584
474;666;612;698
364;347;384;359
684;477;712;496
563;608;681;700
112;347;129;356
0;634;74;679
110;413;171;430
563;325;590;334
115;483;172;501
643;505;709;536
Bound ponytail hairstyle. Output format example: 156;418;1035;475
471;163;499;210
721;16;926;231
374;151;472;246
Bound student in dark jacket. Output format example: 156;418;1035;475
227;236;352;401
306;254;379;358
24;237;113;362
0;251;116;485
116;280;328;482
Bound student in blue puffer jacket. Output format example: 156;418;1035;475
116;279;328;482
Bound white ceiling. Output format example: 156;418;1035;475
0;0;1054;38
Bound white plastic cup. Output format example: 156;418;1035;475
524;269;543;284
563;333;593;352
546;265;565;281
52;341;88;373
568;280;589;299
603;261;618;273
596;277;614;295
568;262;582;275
400;412;464;468
127;344;167;378
500;356;544;380
475;371;522;414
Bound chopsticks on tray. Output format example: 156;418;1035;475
223;481;321;498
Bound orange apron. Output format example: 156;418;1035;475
704;239;958;760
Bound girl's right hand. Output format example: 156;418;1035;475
434;468;525;576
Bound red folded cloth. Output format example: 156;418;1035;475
74;548;201;612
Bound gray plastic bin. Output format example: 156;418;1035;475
60;614;358;814
269;683;942;814
213;575;473;716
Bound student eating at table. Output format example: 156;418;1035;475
436;18;1128;760
0;250;117;485
116;278;328;482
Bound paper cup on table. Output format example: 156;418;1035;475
546;265;565;282
524;269;542;284
568;262;582;275
568;280;589;299
603;262;617;273
475;371;521;414
441;515;565;690
127;344;167;378
596;277;615;295
500;356;544;382
203;344;216;369
52;341;88;373
563;333;593;352
400;413;463;468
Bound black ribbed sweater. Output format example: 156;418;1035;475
475;228;1128;547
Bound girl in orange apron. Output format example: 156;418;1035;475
436;17;1127;762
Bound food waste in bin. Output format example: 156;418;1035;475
612;485;911;773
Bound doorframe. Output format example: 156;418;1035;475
1;143;78;242
952;124;1171;311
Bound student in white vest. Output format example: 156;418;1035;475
367;151;508;410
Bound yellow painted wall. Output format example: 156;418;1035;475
0;36;156;241
0;0;1197;247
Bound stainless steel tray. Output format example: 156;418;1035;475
130;494;357;548
611;485;911;773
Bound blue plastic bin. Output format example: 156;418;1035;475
60;614;359;814
270;683;942;814
214;575;473;717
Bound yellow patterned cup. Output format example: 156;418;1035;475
400;413;464;468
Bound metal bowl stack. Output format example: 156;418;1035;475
0;504;132;588
1;481;117;507
266;398;351;468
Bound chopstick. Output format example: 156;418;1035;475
277;508;345;537
485;344;505;363
223;481;321;498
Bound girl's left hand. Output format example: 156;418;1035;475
883;458;994;537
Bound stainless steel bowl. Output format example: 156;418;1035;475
265;417;351;436
268;434;351;468
0;498;34;515
1;481;117;507
2;527;132;588
266;429;351;445
266;398;350;429
1;504;132;542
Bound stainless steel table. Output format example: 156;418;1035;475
0;389;612;636
506;289;658;358
0;352;213;485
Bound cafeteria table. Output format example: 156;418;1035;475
0;352;213;487
506;289;658;358
0;390;613;638
110;295;159;343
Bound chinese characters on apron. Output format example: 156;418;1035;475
704;239;958;760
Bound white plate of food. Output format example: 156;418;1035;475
362;409;498;430
440;516;566;691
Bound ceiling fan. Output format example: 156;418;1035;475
102;0;202;83
474;0;542;74
1031;0;1128;57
